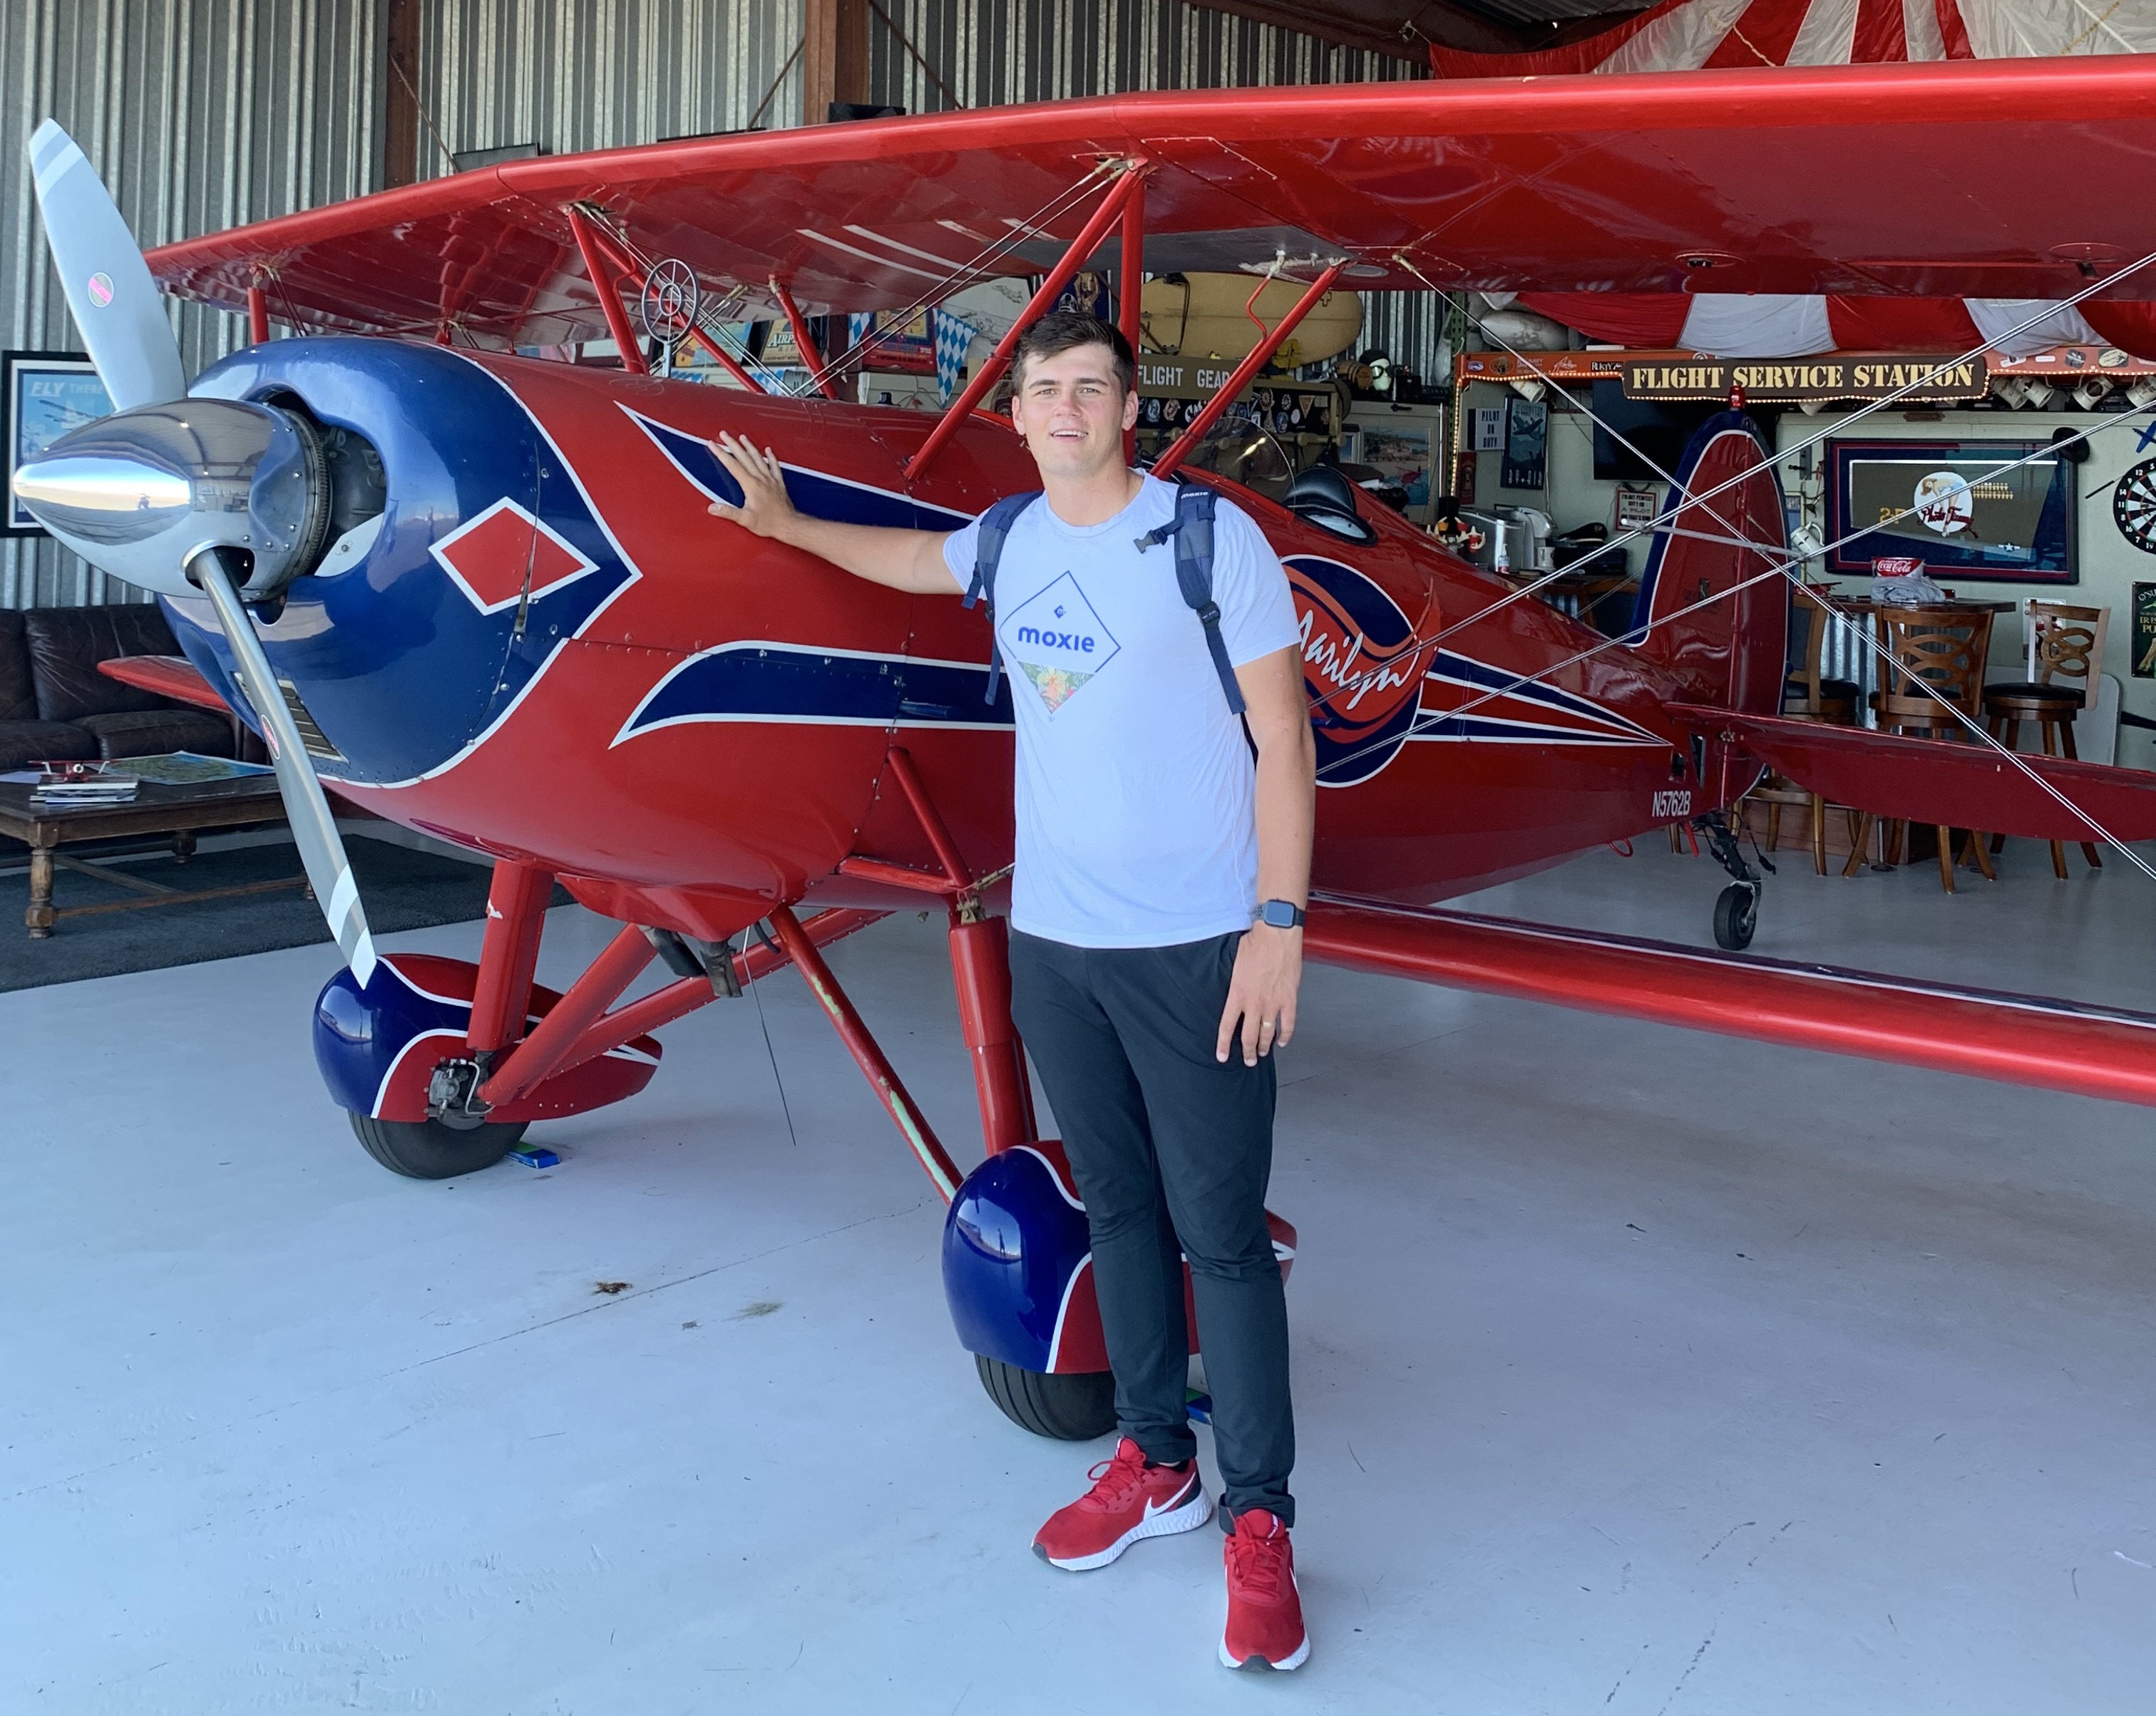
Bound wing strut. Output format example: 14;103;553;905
1152;262;1345;481
565;205;651;376
903;163;1151;483
773;282;839;401
579;218;772;394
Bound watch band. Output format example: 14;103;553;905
1258;899;1306;930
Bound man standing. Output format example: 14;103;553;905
707;312;1316;1673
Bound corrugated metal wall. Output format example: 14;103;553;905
1;0;385;607
6;0;1445;610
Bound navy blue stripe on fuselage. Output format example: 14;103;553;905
623;406;975;532
1425;649;1658;740
615;642;1015;745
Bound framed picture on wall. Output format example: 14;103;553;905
1824;438;2075;582
4;351;113;535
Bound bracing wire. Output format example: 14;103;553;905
1316;410;2156;882
1390;249;2156;654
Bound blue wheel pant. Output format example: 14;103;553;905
1008;928;1295;1527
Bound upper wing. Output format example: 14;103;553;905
147;58;2156;346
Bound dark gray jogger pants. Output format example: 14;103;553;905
1007;928;1294;1526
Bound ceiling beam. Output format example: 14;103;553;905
1180;0;1536;60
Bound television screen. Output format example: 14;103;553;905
1825;439;2073;581
1590;383;1715;482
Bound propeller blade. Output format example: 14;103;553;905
191;548;376;985
29;119;186;411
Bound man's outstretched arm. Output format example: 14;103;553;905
707;431;956;593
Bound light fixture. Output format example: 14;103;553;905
2073;376;2113;411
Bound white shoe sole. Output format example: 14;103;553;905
1036;1485;1213;1572
1220;1631;1310;1672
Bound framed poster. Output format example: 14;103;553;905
1500;394;1546;490
1824;438;2074;582
2135;583;2156;679
4;351;112;534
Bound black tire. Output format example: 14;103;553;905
975;1354;1116;1440
349;1112;528;1179
1713;882;1758;952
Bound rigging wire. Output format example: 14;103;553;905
1314;413;2156;882
1390;250;2156;652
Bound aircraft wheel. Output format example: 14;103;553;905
975;1354;1116;1440
349;1112;528;1179
1713;882;1759;952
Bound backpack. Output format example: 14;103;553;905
962;483;1248;716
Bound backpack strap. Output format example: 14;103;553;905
1134;484;1247;716
964;490;1042;705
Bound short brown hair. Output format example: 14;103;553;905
1009;312;1134;397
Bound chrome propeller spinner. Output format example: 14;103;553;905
11;120;378;983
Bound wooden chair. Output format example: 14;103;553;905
1983;599;2108;878
1736;583;1859;873
1843;604;1997;893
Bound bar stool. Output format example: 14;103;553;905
1983;598;2108;878
1737;583;1858;873
1844;603;1996;893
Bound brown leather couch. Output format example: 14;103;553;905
0;605;235;772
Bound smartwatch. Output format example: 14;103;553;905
1257;899;1306;930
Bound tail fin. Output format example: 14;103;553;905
1626;410;1787;714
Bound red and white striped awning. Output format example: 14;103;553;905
1506;291;2156;359
1429;0;2156;78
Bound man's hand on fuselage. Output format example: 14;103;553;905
705;430;954;594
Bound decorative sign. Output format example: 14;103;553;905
1470;406;1505;451
1613;485;1658;528
4;351;112;535
1825;439;2073;582
1132;361;1331;441
2135;583;2156;678
1623;354;1986;404
1501;394;1546;490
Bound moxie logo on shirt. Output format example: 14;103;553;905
1286;555;1429;786
1000;572;1121;714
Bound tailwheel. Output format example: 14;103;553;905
975;1355;1116;1441
1713;881;1759;951
349;1112;528;1180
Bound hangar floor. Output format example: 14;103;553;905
6;839;2153;1713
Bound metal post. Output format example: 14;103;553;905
885;747;972;890
548;907;889;1081
770;905;964;1201
773;283;838;400
566;207;650;376
948;915;1037;1154
1119;179;1145;464
582;222;770;394
477;923;654;1109
466;860;554;1053
904;166;1149;483
1153;263;1345;481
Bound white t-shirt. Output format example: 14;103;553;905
943;473;1300;949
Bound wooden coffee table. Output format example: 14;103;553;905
0;771;302;938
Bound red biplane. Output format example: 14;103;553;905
19;58;2156;1437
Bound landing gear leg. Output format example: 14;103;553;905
1694;811;1763;952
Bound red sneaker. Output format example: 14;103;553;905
1032;1438;1212;1571
1220;1509;1309;1671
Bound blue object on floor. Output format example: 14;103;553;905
507;1147;559;1169
1186;1390;1213;1425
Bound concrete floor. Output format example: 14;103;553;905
5;840;2153;1713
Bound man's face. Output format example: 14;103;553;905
1009;343;1140;481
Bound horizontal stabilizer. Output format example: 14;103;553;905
1668;704;2156;845
98;652;231;715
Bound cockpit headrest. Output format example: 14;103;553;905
1283;463;1376;543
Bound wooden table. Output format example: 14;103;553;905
0;773;299;938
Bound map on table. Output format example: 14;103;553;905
123;752;276;786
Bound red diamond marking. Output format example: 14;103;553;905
430;498;597;615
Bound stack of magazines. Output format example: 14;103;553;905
29;767;139;807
